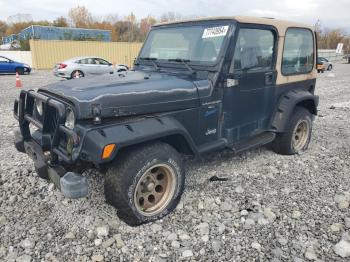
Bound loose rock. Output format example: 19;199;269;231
212;239;222;252
16;255;32;262
292;210;301;219
235;185;244;194
334;240;350;258
96;225;109;238
251;242;261;252
91;254;104;261
305;246;317;260
182;250;193;258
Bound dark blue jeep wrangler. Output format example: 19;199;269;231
14;16;319;225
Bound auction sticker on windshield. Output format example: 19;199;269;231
202;26;229;38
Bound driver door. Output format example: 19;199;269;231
223;25;277;142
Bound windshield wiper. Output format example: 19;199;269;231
168;58;195;74
138;57;160;71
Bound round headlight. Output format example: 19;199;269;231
65;107;75;129
35;99;43;115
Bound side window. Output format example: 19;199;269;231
87;58;95;64
0;57;9;63
96;58;110;65
232;28;274;71
282;28;314;75
78;59;88;64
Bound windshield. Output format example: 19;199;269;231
139;23;231;64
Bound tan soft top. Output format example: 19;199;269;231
155;16;317;84
155;16;314;36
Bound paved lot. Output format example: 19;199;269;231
0;64;350;261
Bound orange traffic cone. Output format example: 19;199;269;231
16;72;22;88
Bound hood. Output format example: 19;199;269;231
12;61;29;67
39;71;212;119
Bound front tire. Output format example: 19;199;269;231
104;142;185;226
328;64;332;71
16;68;24;75
273;107;313;155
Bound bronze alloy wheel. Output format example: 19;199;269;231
292;120;310;151
134;164;176;216
105;142;184;225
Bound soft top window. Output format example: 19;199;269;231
232;28;275;72
282;28;314;75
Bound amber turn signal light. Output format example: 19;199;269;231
102;144;116;159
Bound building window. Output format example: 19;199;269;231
282;28;314;75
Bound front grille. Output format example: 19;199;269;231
33;103;59;136
14;90;79;164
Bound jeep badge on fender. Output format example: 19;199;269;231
13;16;318;226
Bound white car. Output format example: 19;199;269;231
53;56;128;79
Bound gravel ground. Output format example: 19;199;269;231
0;64;350;262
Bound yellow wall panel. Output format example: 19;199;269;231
29;40;143;69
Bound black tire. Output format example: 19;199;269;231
117;69;127;73
16;68;24;75
273;107;312;155
104;142;185;226
327;64;332;71
71;70;84;79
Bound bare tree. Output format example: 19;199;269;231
314;19;350;51
0;20;8;38
104;14;120;24
53;16;68;27
139;16;157;40
159;12;183;22
68;6;93;28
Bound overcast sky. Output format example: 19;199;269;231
0;0;349;30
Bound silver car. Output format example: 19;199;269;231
319;57;333;71
53;56;128;79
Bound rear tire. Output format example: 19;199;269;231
104;142;185;226
273;107;313;155
71;70;84;79
328;64;332;70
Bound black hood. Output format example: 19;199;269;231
39;71;212;119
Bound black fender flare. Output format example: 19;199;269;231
79;116;198;164
271;90;319;132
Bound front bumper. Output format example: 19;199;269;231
15;129;88;198
14;90;88;198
